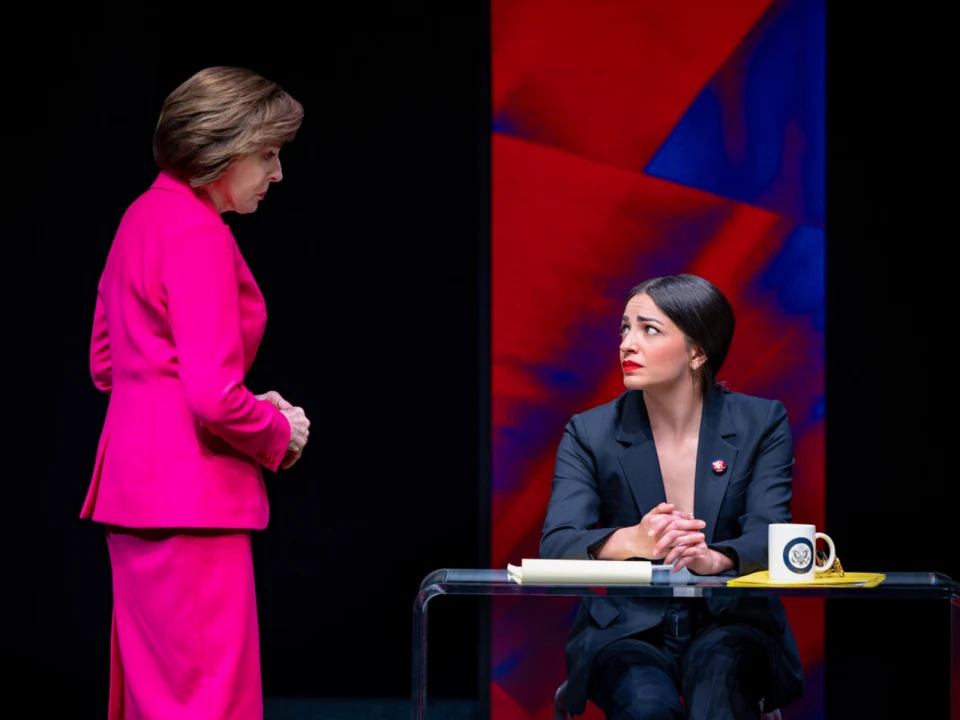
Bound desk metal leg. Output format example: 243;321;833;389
412;586;442;720
952;598;959;720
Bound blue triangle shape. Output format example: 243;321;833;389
645;0;825;226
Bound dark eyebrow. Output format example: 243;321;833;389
622;314;664;325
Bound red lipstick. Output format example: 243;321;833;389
622;360;643;371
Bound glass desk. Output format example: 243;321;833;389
411;569;960;720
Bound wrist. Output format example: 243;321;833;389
593;527;640;560
708;548;735;574
626;525;653;560
688;548;732;576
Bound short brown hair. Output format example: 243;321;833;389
153;66;304;187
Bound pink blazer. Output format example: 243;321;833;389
81;172;291;529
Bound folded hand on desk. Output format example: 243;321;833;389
594;503;728;574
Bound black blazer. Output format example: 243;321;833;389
540;387;804;715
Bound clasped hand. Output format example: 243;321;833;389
255;391;310;470
636;502;717;574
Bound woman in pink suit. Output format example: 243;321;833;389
82;66;312;720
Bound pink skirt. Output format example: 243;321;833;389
106;527;263;720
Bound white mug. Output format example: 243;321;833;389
768;523;836;583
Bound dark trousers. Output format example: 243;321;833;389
586;600;776;720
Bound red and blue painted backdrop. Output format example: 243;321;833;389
491;0;825;717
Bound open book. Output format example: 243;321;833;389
507;558;657;585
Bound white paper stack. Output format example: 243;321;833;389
507;558;653;585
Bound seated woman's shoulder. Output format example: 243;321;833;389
577;391;631;421
721;389;788;423
563;391;636;439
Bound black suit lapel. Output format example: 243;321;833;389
694;387;739;544
617;392;668;515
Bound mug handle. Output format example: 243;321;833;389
814;532;836;572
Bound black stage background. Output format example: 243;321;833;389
15;3;489;717
12;3;954;718
824;4;955;718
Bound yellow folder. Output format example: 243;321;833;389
726;570;886;588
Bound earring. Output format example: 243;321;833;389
691;361;700;370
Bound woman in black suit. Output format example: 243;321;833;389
541;274;804;719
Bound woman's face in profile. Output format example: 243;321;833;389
619;293;696;391
210;146;284;214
